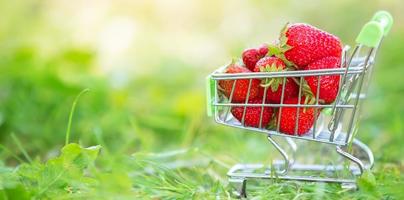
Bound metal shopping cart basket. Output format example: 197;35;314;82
205;11;393;198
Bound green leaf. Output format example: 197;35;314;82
0;184;31;200
16;143;101;199
267;44;281;56
271;78;281;92
270;82;278;92
357;170;380;198
276;53;294;67
57;143;101;170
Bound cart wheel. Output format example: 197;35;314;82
229;178;247;198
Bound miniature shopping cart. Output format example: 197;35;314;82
206;11;393;198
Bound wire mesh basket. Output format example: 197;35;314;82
206;11;393;198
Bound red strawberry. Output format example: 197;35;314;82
253;57;299;103
218;62;261;103
303;56;341;104
278;97;318;136
269;23;342;68
231;98;273;128
242;44;268;71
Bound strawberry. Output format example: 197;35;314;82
253;57;299;103
269;23;342;68
218;62;261;103
278;97;318;136
231;98;273;128
303;56;341;104
242;43;268;71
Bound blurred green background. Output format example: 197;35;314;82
0;0;403;199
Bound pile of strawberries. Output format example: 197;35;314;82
218;23;342;136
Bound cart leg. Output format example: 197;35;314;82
285;137;297;166
229;178;247;199
267;136;293;175
336;146;365;175
352;139;374;169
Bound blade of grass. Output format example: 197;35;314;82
10;132;32;163
65;88;90;146
0;143;25;163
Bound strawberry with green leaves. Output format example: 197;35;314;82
231;98;273;128
269;23;342;68
218;62;261;103
242;44;269;71
277;97;318;135
303;56;341;104
253;57;299;103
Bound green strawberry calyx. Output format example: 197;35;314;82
266;113;278;130
290;78;317;113
259;63;287;92
226;58;245;71
268;23;295;68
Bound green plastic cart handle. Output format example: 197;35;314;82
206;75;215;117
372;10;393;36
356;11;393;47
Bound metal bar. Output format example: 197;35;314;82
267;136;290;175
224;79;237;122
328;46;353;134
276;77;287;133
215;120;348;145
360;38;383;107
214;80;219;120
211;68;364;80
342;45;364;104
352;139;374;169
285;137;297;166
343;46;360;88
213;103;355;108
294;78;303;136
345;48;374;144
228;178;247;198
329;45;361;141
227;156;372;181
313;75;321;139
336;146;365;175
228;163;361;175
259;86;269;129
229;171;356;183
241;78;253;125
